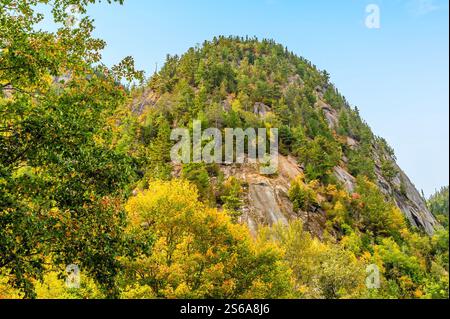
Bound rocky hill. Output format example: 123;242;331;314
2;0;447;299
127;36;438;238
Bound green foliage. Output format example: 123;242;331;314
122;179;294;299
124;35;449;301
219;176;243;221
258;221;367;299
374;238;425;297
297;136;342;182
381;159;398;183
278;125;294;155
1;4;447;300
0;0;143;298
347;147;376;180
337;107;378;181
288;177;318;212
354;177;406;238
428;186;449;228
337;107;373;143
377;137;396;160
181;163;212;203
146;116;173;180
323;85;347;110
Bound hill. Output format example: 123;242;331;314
1;1;447;299
127;36;438;237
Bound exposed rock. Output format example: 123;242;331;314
288;74;301;86
315;85;325;95
282;75;304;94
221;156;293;229
317;100;338;129
130;88;160;115
220;155;333;237
53;74;71;85
229;150;438;236
297;208;327;240
253;102;271;117
346;137;358;149
391;164;438;235
373;152;438;235
2;84;13;99
248;181;289;226
334;166;356;192
221;97;232;112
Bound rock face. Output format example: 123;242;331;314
369;141;438;235
220;156;296;232
219;156;326;238
130;87;160;116
132;63;439;237
218;154;438;237
2;84;13;99
382;162;438;235
253;102;271;117
317;100;338;130
334;166;356;192
219;98;438;236
135;85;439;237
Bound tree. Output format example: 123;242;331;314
373;238;424;298
146;115;173;180
219;176;243;221
298;136;342;182
181;163;212;203
258;221;367;299
353;177;406;238
0;0;142;298
122;179;293;299
428;186;449;228
381;159;398;184
288;177;318;212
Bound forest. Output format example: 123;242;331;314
0;0;448;299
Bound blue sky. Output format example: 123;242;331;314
54;0;450;196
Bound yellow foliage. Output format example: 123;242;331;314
122;179;293;299
258;221;367;299
0;276;23;299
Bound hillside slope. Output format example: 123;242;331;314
127;36;438;237
2;0;447;299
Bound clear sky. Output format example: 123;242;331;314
60;0;450;196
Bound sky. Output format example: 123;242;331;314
47;0;449;196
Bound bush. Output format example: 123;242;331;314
220;177;243;221
297;136;342;182
288;177;318;212
354;177;407;238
